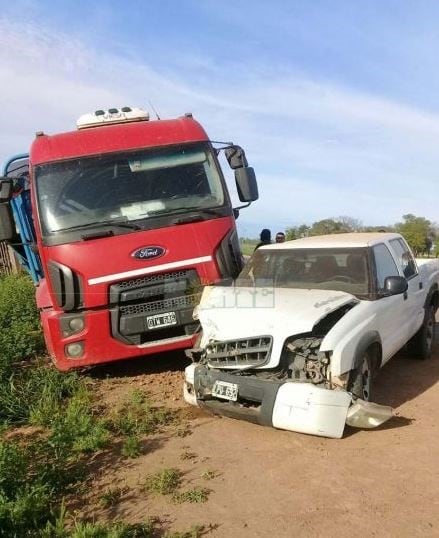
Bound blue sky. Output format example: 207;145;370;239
0;0;438;237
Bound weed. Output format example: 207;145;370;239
180;451;197;461
172;488;210;504
0;364;79;426
164;525;205;538
143;468;181;496
0;274;44;375
175;424;192;438
61;519;155;538
109;390;175;438
99;486;128;508
200;470;217;481
121;436;142;458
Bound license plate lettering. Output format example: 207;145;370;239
146;311;177;330
212;381;238;401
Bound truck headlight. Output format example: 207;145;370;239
65;342;84;358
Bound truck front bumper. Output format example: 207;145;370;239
184;364;353;439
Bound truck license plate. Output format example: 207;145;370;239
146;311;177;330
212;381;238;401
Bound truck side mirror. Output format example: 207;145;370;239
0;179;13;203
225;145;248;169
0;203;15;241
235;167;259;203
383;275;408;296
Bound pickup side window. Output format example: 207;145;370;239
389;238;417;279
373;243;400;290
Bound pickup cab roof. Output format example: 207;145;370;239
261;232;403;250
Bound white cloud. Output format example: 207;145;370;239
0;17;438;234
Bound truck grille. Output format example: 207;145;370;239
117;270;192;290
206;336;272;368
120;294;201;316
110;269;202;345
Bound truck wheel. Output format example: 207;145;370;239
347;349;374;401
408;305;436;360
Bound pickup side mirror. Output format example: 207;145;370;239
235;167;259;203
0;179;13;203
383;275;408;296
225;145;248;169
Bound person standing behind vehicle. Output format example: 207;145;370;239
254;228;272;251
275;231;285;243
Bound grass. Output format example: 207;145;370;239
0;273;207;536
172;488;210;504
99;486;128;509
143;468;181;496
164;526;206;538
200;470;217;481
121;436;142;458
180;451;197;461
109;389;175;437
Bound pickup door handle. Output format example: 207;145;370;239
419;282;423;290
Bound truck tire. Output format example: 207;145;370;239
347;348;374;401
408;305;436;360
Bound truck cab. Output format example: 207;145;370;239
0;107;258;370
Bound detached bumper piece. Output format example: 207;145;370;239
184;365;392;439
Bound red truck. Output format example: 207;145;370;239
0;107;258;370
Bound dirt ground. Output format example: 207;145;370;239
82;322;439;538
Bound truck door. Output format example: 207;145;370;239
372;243;409;363
388;238;424;339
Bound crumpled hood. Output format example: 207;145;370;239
198;286;358;369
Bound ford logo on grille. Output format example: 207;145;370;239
132;246;166;260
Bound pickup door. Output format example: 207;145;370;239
372;240;423;364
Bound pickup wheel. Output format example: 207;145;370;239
408;305;436;360
347;349;374;401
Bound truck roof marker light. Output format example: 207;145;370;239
76;107;149;129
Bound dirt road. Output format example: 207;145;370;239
84;326;439;537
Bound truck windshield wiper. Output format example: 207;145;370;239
148;206;223;217
56;219;142;233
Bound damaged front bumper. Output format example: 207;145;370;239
184;364;392;439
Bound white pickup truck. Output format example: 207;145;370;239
184;233;439;438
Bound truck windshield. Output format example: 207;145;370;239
35;143;226;235
236;248;370;297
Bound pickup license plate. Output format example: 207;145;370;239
146;311;177;330
212;380;238;401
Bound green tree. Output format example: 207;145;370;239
309;218;352;236
394;214;432;256
285;224;310;241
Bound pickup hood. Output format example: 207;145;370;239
198;286;358;369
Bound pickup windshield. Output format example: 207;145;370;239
236;247;371;297
35;143;226;235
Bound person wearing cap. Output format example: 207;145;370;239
275;231;286;243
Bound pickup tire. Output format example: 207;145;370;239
408;305;436;360
347;348;374;401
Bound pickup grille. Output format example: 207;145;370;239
206;336;272;368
